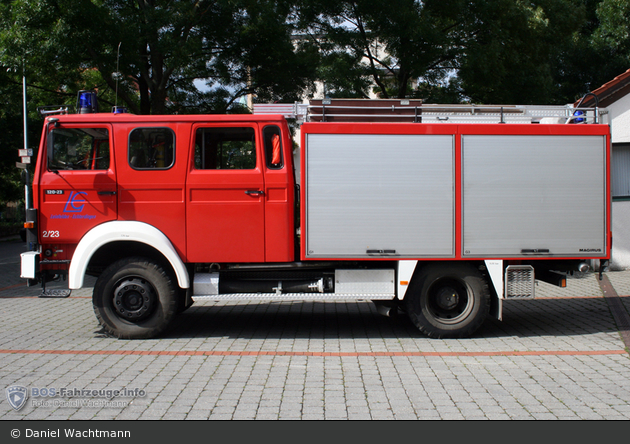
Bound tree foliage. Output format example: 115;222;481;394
299;0;610;104
457;0;586;104
0;70;27;205
297;0;470;99
0;0;319;114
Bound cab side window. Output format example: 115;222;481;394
49;128;110;170
263;126;284;169
129;128;175;169
194;127;256;170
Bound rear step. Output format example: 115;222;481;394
39;289;72;298
38;273;72;298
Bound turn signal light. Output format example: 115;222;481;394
24;222;34;229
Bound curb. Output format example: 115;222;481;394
599;274;630;351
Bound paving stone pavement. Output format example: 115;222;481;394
1;238;629;420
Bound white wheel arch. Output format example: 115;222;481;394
68;221;190;290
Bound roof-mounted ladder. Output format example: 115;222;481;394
253;99;607;125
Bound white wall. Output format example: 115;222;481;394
607;94;630;269
608;94;630;143
612;200;630;270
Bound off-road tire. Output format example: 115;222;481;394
405;263;490;338
93;257;178;339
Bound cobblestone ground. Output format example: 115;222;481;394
1;239;629;420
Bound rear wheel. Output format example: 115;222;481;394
405;263;490;338
93;257;178;339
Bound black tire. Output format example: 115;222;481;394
93;257;178;339
405;263;490;339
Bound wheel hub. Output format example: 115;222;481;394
426;278;474;324
436;287;459;310
113;277;156;321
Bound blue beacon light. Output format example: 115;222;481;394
77;90;99;114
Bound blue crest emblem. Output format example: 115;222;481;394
6;386;28;411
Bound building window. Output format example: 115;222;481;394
612;143;630;199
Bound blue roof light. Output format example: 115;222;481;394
77;90;99;114
572;110;585;123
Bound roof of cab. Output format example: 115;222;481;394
46;113;287;124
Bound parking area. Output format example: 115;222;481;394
1;238;629;420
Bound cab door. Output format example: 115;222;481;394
186;123;265;263
38;124;117;245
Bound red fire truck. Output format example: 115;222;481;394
20;95;611;339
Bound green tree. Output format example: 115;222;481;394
546;0;627;103
458;0;577;104
593;0;630;58
299;0;621;104
0;70;27;206
298;0;469;100
0;0;319;115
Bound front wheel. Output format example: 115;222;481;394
93;257;178;339
405;263;490;339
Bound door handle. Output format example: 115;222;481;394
245;190;264;196
97;190;117;195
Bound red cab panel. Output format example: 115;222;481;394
37;124;116;245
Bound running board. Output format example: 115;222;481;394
192;293;394;302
